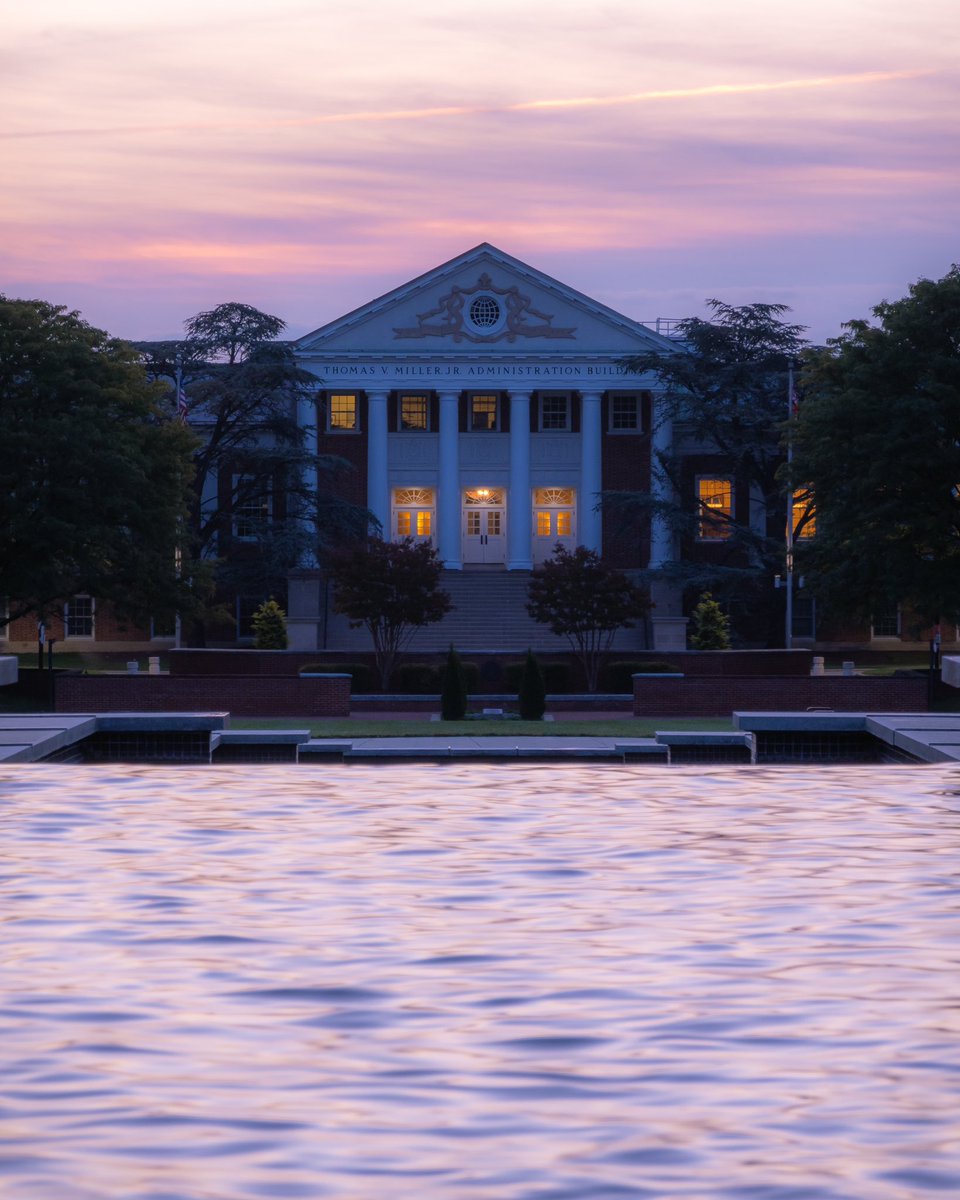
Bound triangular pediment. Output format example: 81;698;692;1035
295;244;675;356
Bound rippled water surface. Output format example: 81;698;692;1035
1;763;959;1199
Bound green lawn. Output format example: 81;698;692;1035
228;716;735;738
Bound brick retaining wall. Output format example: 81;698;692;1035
633;674;928;716
55;673;351;717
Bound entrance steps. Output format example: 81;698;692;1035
321;569;650;654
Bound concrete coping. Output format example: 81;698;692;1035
212;729;311;745
654;731;753;745
732;712;868;732
0;655;18;686
298;673;352;679
94;712;231;731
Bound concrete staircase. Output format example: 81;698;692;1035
321;568;649;654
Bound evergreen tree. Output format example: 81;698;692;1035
688;592;731;650
251;598;288;649
440;645;468;721
518;649;547;720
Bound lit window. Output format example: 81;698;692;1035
416;511;431;537
396;511;411;536
329;393;358;431
697;478;733;539
400;394;429;431
540;395;569;430
65;595;94;638
536;511;551;536
470;395;498;431
556;511;572;537
611;395;639;430
792;488;816;539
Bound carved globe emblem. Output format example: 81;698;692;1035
469;294;501;328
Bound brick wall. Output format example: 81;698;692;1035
633;674;928;716
55;673;351;717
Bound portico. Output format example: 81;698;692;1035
289;242;687;650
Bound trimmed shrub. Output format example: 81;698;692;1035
440;646;468;721
392;662;441;694
518;649;547;720
689;592;732;650
504;659;572;693
251;599;287;649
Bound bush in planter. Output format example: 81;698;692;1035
504;659;572;693
440;645;468;721
518;649;547;720
392;662;441;694
600;660;679;691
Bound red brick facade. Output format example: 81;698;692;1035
55;673;351;717
633;674;928;716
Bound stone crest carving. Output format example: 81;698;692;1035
394;273;576;343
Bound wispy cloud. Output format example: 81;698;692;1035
1;69;932;140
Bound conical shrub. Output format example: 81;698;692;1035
440;644;468;721
518;648;547;721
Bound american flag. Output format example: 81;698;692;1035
177;389;189;423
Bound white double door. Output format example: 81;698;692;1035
462;506;506;564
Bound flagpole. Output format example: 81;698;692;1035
785;359;795;651
174;351;183;650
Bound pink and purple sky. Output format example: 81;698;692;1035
4;0;957;344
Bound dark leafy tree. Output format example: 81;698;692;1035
440;645;468;720
605;301;808;641
327;537;452;689
791;266;960;627
0;296;199;631
526;544;648;691
137;303;370;642
688;592;732;650
518;648;547;720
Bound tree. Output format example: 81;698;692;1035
0;296;198;631
605;301;808;642
517;648;547;720
526;544;648;691
790;266;960;627
251;598;288;649
327;537;452;688
440;645;468;720
137;303;369;640
688;592;732;650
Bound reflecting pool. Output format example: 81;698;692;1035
2;763;958;1199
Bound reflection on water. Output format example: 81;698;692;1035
1;763;958;1199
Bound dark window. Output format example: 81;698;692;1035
399;394;429;431
540;394;569;431
65;595;94;638
610;394;639;430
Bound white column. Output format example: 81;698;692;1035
579;391;603;553
438;391;462;569
297;393;319;566
507;390;532;570
648;397;673;568
366;391;390;537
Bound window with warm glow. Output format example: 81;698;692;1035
400;394;429;430
470;395;498;431
536;511;551;536
556;511;572;537
697;477;733;539
329;393;358;431
416;511;431;537
396;511;411;536
792;488;816;539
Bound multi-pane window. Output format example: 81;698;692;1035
872;608;901;639
400;394;429;431
792;488;816;539
610;394;640;430
65;595;94;638
697;477;733;539
232;477;270;539
396;510;432;537
470;395;498;431
329;393;358;431
540;394;569;430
